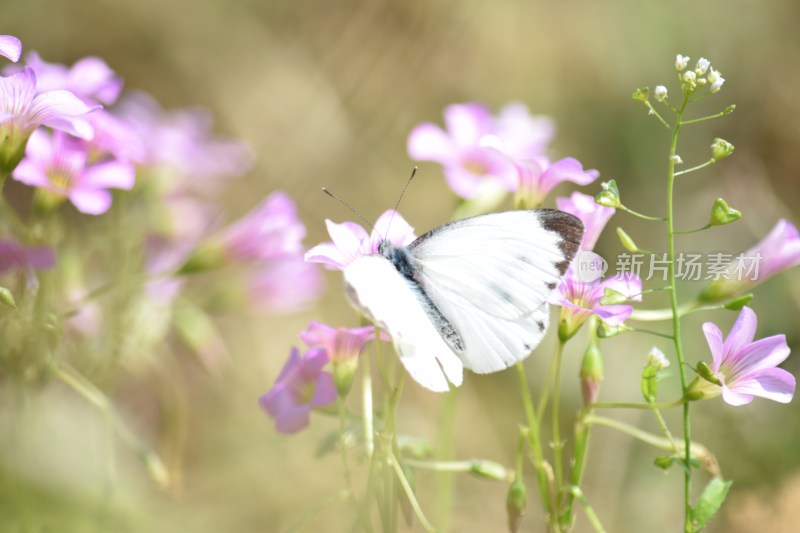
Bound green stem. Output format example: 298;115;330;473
565;486;607;533
338;398;355;496
590;399;685;411
435;388;459;531
629;302;697;321
628;327;675;340
364;330;376;459
55;363;169;488
652;407;679;454
674;158;714;177
515;362;553;516
644;101;673;129
673;224;712;235
551;339;567;512
620;205;666;221
669;95;693;532
388;453;436;533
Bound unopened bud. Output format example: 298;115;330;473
675;54;690;71
616;227;639;253
654;85;668;102
723;293;754;311
0;287;16;308
580;341;604;406
506;478;528;533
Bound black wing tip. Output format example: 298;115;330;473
537;209;584;275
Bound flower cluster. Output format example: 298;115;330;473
406;102;598;207
675;54;724;94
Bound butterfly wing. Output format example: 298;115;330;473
343;254;464;392
408;209;583;373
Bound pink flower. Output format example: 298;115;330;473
115;91;252;192
700;219;800;301
300;321;379;363
248;257;324;314
12;129;135;215
0;36;22;63
23;52;123;105
550;261;642;339
0;239;55;275
220;192;306;262
692;306;795;406
518;157;600;209
556;191;615;251
492;102;555;160
0;67;97;174
305;209;416;271
259;347;337;434
407;103;519;199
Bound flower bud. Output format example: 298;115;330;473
675;54;690;71
711;138;734;161
723;293;754;311
595;179;621;208
647;346;670;371
654;85;668;102
332;358;358;398
0;286;16;308
695;57;710;75
469;460;510;481
616;227;639;253
596;321;631;339
580;341;604;406
632;87;649;103
696;361;722;386
177;242;228;274
506;478;527;533
708;198;741;227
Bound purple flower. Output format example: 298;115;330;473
0;239;55;275
23;52;123;105
556;191;615;251
115;91;252;192
407;103;519;199
220;192;306;262
0;35;22;63
0;67;97;174
517;157;600;209
12;129;135;215
248;257;324;314
700;219;800;301
259;347;337;434
691;306;795;406
305;209;416;271
300;321;379;363
550;259;642;339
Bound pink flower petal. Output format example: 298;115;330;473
304;242;351;270
407;122;454;163
592;304;633;325
372;210;415;249
311;373;337;406
30;89;98;139
11;159;50;188
721;385;753;406
0;35;22;63
81;161;136;190
0;68;36;116
443;103;492;147
69;188;112;215
68;57;123;104
727;334;790;378
703;322;725;371
724;305;757;357
600;274;642;301
730;367;795;404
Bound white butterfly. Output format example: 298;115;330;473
343;209;583;392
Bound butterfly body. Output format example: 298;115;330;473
344;209;583;392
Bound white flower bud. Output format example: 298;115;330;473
675;54;690;71
647;347;670;371
707;67;721;83
710;77;725;93
682;71;697;83
654;85;668;102
671;154;683;164
695;57;710;75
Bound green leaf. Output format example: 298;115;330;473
691;478;732;531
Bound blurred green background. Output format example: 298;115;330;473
2;0;799;531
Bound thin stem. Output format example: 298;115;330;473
644;101;673;130
629;301;697;321
536;347;559;420
388;453;436;533
681;112;727;125
589;399;684;411
628;327;675;340
363;330;376;459
674;158;715;177
666;94;694;532
435;388;459;531
620;205;666;221
652;407;679;454
338;398;355;496
673;224;712;235
565;486;607;533
515;362;552;515
551;339;567;511
55;363;169;488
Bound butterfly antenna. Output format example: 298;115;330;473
321;187;374;232
384;166;417;241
